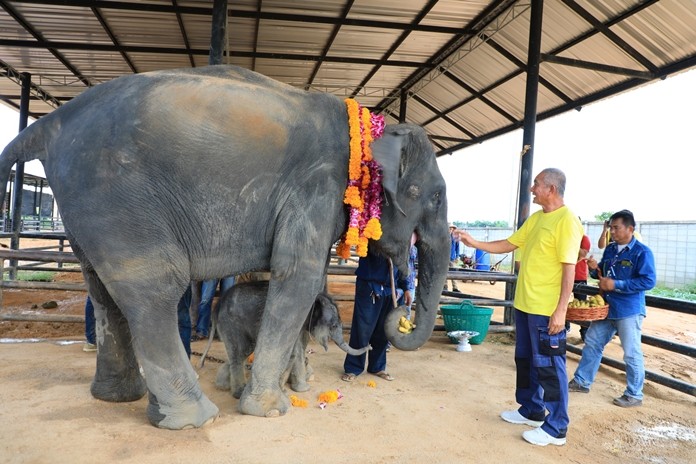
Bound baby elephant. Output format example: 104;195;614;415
214;281;370;398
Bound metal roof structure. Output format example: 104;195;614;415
1;0;696;156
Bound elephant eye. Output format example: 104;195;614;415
432;190;442;207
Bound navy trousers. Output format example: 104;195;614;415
514;309;569;438
343;279;395;375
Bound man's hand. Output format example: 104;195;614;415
598;276;616;292
587;255;598;271
456;230;475;247
403;290;413;307
548;307;566;335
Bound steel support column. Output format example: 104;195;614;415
9;72;31;279
505;0;543;325
398;88;407;123
516;0;543;228
209;0;227;65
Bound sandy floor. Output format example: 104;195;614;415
1;329;695;464
1;239;695;463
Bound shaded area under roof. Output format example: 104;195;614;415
1;0;696;156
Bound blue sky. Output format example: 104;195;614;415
2;68;695;223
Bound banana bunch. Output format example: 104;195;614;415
568;294;605;309
398;316;416;334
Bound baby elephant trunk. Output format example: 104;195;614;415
330;326;371;356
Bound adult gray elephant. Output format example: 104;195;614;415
0;65;450;429
213;281;370;398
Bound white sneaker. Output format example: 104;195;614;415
500;410;544;427
522;427;566;446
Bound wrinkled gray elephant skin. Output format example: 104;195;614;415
0;65;450;429
213;281;369;399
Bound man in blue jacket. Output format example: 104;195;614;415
342;248;412;382
568;209;656;407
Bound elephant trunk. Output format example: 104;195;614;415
330;325;371;356
385;235;450;351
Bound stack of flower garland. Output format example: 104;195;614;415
336;98;386;259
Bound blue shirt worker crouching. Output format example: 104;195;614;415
569;209;656;407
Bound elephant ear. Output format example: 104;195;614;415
371;127;411;216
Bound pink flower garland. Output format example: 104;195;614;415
337;99;385;258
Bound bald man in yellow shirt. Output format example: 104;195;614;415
458;168;582;447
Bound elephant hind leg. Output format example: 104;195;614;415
215;362;231;391
76;249;146;403
146;390;218;430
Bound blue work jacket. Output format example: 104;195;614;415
355;249;409;297
589;236;656;319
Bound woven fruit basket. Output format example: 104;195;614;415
566;304;608;322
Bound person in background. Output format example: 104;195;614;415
192;276;235;340
83;296;97;352
599;212;643;249
569;210;656;408
566;228;591;339
445;223;461;292
598;219;611;250
405;234;418;320
177;286;193;358
457;167;582;447
342;248;411;383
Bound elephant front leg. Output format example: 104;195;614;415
287;339;311;393
238;291;315;417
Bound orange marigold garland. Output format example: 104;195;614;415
289;395;308;408
318;389;344;409
337;98;386;259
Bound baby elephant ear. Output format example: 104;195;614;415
371;127;412;215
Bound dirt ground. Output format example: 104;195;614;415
1;239;695;463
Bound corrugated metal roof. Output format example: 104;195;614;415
1;0;695;156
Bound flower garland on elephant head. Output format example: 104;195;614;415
336;98;386;259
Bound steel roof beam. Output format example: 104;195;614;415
376;0;525;115
435;53;696;157
91;6;138;73
7;0;468;35
560;0;658;74
412;94;477;140
349;0;439;100
0;38;427;68
541;54;654;80
484;35;573;105
172;0;195;68
0;60;61;110
305;0;355;89
250;0;261;71
1;2;90;88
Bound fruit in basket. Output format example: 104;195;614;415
568;295;605;309
590;295;605;306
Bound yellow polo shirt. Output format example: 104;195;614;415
508;206;582;316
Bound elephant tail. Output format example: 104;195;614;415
0;118;52;211
198;297;220;369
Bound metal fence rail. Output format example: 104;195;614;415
1;240;694;397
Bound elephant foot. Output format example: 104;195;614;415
146;391;219;430
215;363;231;391
91;369;147;403
289;379;310;393
232;386;245;400
238;385;290;418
